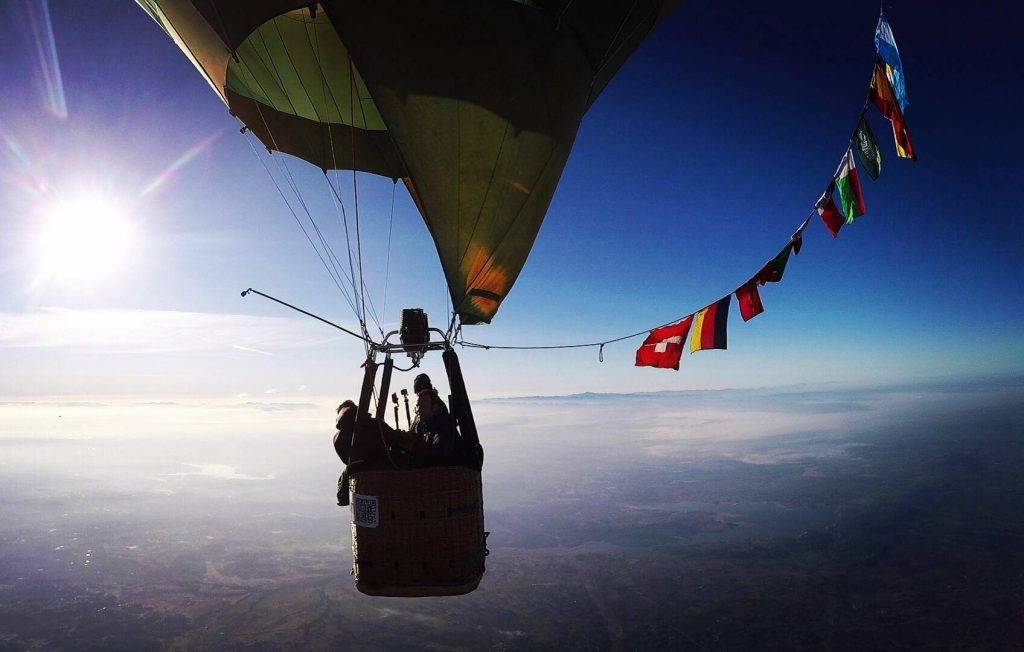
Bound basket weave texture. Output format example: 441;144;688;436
349;465;485;597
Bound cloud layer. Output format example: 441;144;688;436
0;307;349;354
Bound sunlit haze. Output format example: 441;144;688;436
34;192;135;283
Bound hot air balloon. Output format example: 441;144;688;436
136;0;676;596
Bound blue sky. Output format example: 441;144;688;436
0;1;1021;400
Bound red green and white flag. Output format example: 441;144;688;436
835;149;866;224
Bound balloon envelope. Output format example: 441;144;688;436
138;0;676;324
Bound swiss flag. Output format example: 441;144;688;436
635;316;693;370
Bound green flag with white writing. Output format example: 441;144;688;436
853;114;882;180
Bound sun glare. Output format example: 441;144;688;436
36;194;134;281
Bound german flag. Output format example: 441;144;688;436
690;295;731;353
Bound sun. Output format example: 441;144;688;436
36;194;135;281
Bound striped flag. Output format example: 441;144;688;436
869;59;916;160
690;296;731;353
835;149;866;223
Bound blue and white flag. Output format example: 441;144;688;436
875;13;908;111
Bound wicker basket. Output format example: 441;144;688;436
348;465;486;597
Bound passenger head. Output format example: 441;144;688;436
413;373;433;394
334;400;357;458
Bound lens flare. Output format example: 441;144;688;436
7;0;68;119
140;130;223;197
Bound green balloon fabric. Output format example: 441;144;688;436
137;0;676;324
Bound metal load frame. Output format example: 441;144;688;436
354;332;480;460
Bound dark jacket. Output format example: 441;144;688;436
335;411;401;506
411;389;457;461
336;397;460;506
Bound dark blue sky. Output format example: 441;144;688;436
0;1;1020;397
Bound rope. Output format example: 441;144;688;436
348;57;369;336
308;19;383;338
381;182;397;322
223;10;387;356
307;15;364;319
252;19;375;342
459;206;817;356
445;311;458;342
459;326;650;352
454;61;462;332
241;129;358;317
231;43;364;327
262;128;360;323
324;169;362;310
339;41;393;335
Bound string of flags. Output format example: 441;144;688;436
636;9;916;370
457;10;916;364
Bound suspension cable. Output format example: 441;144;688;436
256;26;362;310
304;9;363;307
345;56;394;336
257;125;359;320
323;170;386;335
228;13;382;355
245;35;373;349
348;57;370;336
323;168;362;306
231;40;362;325
380;181;397;324
241;130;357;316
309;12;366;332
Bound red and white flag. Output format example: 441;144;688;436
635;316;693;370
816;187;844;238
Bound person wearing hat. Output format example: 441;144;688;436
333;399;418;505
411;373;456;463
